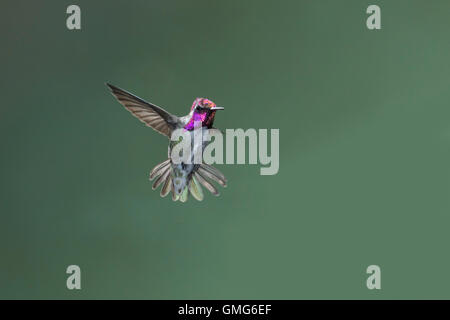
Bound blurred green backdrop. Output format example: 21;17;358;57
1;0;450;299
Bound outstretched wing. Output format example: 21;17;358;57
106;83;179;137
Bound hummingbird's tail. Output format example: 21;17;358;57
149;159;172;198
149;160;227;202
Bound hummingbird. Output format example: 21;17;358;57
106;83;227;202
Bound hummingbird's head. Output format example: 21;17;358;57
184;98;224;130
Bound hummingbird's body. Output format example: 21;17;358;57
106;83;226;202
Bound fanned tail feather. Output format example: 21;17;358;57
171;185;179;201
160;175;172;197
197;166;226;187
189;176;204;201
149;159;170;180
149;160;227;202
200;164;227;186
152;167;170;190
194;171;219;196
180;186;189;202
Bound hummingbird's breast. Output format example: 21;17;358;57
168;127;212;195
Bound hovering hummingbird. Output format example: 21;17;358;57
106;83;227;202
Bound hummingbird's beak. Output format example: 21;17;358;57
210;106;224;111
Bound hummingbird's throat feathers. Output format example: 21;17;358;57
184;110;216;130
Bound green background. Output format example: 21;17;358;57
1;0;450;299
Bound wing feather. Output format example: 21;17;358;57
106;83;180;137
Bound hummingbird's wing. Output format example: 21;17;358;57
106;83;180;137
